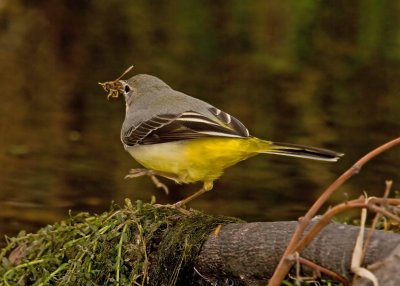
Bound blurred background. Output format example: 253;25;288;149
0;0;399;243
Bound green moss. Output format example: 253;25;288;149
0;199;242;285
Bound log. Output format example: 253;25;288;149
195;221;400;285
354;244;400;286
2;203;400;285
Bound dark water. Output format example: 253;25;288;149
0;1;399;243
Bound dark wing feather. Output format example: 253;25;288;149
122;109;250;146
122;114;178;146
208;107;249;137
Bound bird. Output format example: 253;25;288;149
99;67;343;207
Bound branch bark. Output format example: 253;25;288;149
194;221;400;285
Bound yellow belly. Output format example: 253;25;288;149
126;138;258;184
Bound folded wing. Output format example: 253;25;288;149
121;108;250;146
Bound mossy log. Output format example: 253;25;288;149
1;201;400;285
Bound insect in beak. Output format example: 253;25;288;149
98;65;134;100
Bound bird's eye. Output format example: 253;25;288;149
124;85;131;93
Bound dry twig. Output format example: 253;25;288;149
268;137;400;286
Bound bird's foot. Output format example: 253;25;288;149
125;168;153;178
152;203;190;215
173;200;185;208
125;168;169;195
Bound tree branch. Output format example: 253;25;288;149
268;137;400;286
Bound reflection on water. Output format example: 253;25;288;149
0;1;399;244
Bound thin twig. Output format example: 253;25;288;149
362;181;393;259
368;204;400;224
268;137;400;286
116;223;128;285
297;257;350;286
350;205;378;286
294;198;400;253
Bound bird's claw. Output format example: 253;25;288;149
150;175;169;195
124;168;150;179
152;203;190;215
125;168;170;195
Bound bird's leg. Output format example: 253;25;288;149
125;168;170;195
173;181;214;207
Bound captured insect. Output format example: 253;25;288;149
98;65;134;99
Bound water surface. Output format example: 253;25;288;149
0;1;399;243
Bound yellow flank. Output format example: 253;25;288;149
127;137;272;184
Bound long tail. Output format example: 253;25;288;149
254;139;344;162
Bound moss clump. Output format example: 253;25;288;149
0;199;242;285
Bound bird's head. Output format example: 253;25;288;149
99;67;170;106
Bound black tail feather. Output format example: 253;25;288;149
265;141;344;162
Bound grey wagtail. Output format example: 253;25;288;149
99;66;343;207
